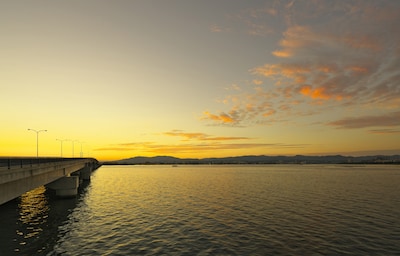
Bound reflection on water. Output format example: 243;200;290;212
1;165;399;255
17;186;49;253
0;182;89;255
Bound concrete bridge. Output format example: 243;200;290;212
0;157;101;205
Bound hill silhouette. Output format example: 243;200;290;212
104;155;400;165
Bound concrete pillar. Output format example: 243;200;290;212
80;164;92;181
46;176;79;197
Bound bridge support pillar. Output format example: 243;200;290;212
80;164;92;181
46;176;79;197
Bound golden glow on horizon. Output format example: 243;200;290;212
1;1;400;160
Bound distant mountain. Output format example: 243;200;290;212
112;156;198;165
104;154;400;165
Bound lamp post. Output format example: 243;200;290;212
28;128;47;158
79;142;85;158
56;139;66;158
71;140;79;158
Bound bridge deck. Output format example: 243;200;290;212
0;157;99;205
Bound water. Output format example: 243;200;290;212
0;165;399;255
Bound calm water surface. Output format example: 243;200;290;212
0;165;399;255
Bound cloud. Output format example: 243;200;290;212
94;147;134;151
328;111;400;129
246;22;274;36
210;24;224;33
228;84;241;91
202;111;239;125
252;79;263;85
368;129;400;135
142;142;309;156
163;130;250;141
299;85;343;100
272;50;292;58
94;129;308;155
95;141;308;155
262;109;276;117
202;0;400;127
164;130;206;140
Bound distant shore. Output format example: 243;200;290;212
103;155;400;165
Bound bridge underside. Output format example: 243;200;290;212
0;158;100;205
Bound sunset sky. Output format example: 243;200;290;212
1;0;399;160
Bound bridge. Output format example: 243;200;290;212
0;157;101;205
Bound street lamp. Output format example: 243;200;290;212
71;140;79;158
28;128;47;158
79;141;85;158
56;139;66;158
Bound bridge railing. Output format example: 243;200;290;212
0;157;97;170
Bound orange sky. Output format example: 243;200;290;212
1;0;399;161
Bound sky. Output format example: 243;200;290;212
1;0;400;161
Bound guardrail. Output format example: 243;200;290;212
0;157;98;170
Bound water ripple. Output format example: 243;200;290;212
3;165;397;255
47;165;400;255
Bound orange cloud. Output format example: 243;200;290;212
96;142;308;156
300;85;349;101
163;130;250;141
272;50;292;58
202;136;249;141
271;25;324;57
252;63;311;79
144;142;306;155
283;25;313;40
317;64;338;73
202;111;237;124
95;147;135;151
164;130;206;140
202;1;400;127
300;86;330;100
262;109;276;117
341;35;382;52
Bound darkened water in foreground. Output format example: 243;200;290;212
0;165;399;255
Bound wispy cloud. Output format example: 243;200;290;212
368;129;400;135
94;130;308;154
95;141;308;154
252;79;263;85
95;147;135;151
210;24;227;33
328;111;400;129
145;142;306;155
202;0;400;127
163;130;250;141
201;111;241;125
